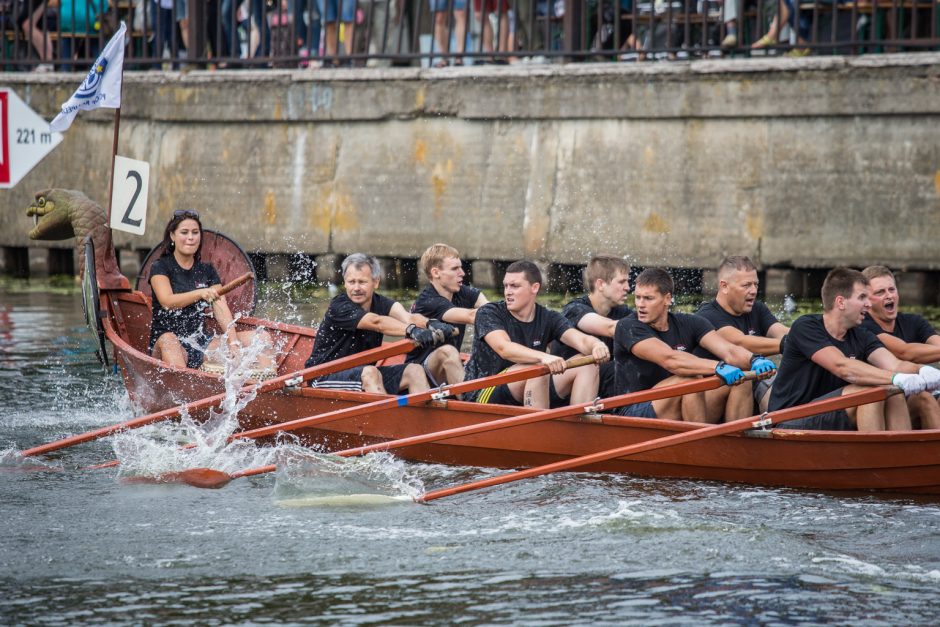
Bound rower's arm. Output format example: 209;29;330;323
150;274;217;310
576;312;618;338
357;311;410;336
810;346;916;386
876;333;940;364
559;328;610;363
484;329;564;370
698;330;753;369
439;292;490;325
715;325;788;356
631;337;719;377
387;301;431;329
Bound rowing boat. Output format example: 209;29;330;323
83;236;940;495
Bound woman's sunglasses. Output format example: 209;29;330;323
173;210;200;219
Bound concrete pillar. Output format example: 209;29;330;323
265;254;292;281
28;247;49;278
896;271;939;307
471;260;499;289
119;249;141;279
3;247;28;278
701;269;719;297
764;268;803;299
315;254;342;286
533;261;552;291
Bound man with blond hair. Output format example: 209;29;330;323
769;267;940;431
551;255;633;399
861;265;940;429
407;243;489;385
695;255;789;419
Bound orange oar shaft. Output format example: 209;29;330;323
226;367;724;482
418;386;897;502
228;355;599;443
333;374;735;459
22;338;417;457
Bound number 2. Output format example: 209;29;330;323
121;170;143;228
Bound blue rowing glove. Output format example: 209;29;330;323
750;354;776;376
715;361;745;385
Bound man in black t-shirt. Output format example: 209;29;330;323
305;253;449;395
407;244;489;386
695;256;790;419
613;268;772;422
463;260;611;409
860;266;940;429
550;255;633;398
769;267;938;431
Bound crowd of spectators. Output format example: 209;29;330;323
1;0;937;70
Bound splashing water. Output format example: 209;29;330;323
0;447;62;472
271;446;424;507
111;328;278;480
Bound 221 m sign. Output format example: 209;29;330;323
0;88;63;189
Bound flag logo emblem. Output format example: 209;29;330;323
76;60;109;99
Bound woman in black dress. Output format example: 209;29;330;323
149;210;272;371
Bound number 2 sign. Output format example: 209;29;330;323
110;155;150;235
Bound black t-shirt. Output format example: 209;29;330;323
769;314;884;410
860;312;938;345
305;293;396;367
148;256;221;347
463;301;572;381
551;295;633;359
613;312;714;394
406;283;482;363
694;300;780;360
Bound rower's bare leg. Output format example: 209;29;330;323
234;329;275;369
551;364;599;405
704;386;730;422
425;345;464;385
724;380;753;422
361;366;387;394
681;391;708;423
884;392;912;431
650;375;696;420
399;364;430;394
152;332;187;368
907;392;940;430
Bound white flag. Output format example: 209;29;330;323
49;22;127;132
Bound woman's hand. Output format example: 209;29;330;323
201;286;221;304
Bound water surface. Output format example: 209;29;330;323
1;284;938;626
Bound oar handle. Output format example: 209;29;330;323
217;272;254;297
565;355;600;369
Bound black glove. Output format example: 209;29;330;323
405;324;436;349
427;319;457;344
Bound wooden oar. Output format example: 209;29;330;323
166;356;602;488
215;271;255;297
418;385;899;503
20;338;417;458
175;366;737;489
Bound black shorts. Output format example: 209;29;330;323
776;387;854;431
149;330;212;369
465;377;568;407
309;364;408;393
612;401;658;419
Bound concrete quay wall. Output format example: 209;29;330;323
2;54;939;290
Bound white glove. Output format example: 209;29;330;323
918;366;940;392
892;373;927;397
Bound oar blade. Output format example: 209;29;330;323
172;468;233;489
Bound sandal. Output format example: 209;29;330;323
752;34;777;48
433;59;448;68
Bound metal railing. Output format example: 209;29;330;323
1;0;938;70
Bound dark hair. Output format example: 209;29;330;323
634;268;674;296
584;255;630;292
505;260;542;286
821;267;868;311
159;211;204;260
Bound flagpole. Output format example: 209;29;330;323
106;103;122;225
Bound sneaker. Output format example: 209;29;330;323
785;47;811;57
34;63;53;73
721;33;737;48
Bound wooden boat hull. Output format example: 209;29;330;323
97;286;940;496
